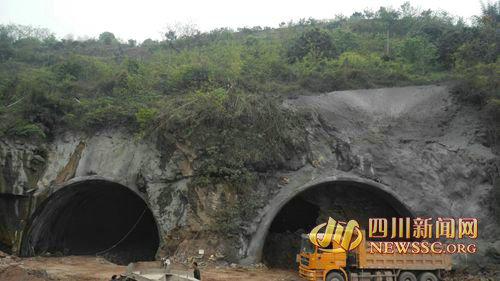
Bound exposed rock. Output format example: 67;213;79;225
244;85;499;267
335;141;354;171
54;141;85;184
0;141;46;195
0;85;497;270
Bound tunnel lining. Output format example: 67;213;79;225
20;178;160;264
243;176;415;265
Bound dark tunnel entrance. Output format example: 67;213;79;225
263;181;413;268
21;180;160;265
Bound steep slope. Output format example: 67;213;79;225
0;85;498;271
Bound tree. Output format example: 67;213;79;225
164;22;200;40
478;1;500;27
398;36;437;73
436;29;469;68
0;24;53;41
0;28;14;62
98;32;117;45
164;30;177;41
453;2;498;68
376;7;400;57
286;28;338;63
331;30;360;54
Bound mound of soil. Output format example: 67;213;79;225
0;265;54;281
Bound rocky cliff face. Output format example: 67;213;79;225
0;85;498;270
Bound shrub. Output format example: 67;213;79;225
287;27;338;63
396;36;437;74
151;89;307;185
135;107;158;130
452;62;499;105
7;123;46;139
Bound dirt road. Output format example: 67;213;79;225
0;255;496;281
0;255;301;281
0;255;126;281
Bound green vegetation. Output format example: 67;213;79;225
151;89;306;186
450;2;499;148
0;2;498;152
0;1;497;239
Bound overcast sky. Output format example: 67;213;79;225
0;0;485;42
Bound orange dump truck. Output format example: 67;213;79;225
297;234;451;281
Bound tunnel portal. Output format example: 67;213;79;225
21;179;160;265
263;181;413;268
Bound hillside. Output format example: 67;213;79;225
0;3;498;143
0;2;499;280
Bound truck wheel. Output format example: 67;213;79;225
326;271;345;281
398;271;417;281
418;272;438;281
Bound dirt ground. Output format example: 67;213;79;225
0;254;301;281
0;255;126;281
0;254;497;281
202;267;300;281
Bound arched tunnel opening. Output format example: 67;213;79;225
21;180;160;265
263;181;413;268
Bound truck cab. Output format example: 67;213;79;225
297;234;349;281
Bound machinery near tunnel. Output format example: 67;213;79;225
262;181;413;269
296;231;451;281
260;180;453;280
19;179;160;265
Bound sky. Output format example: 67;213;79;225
0;0;485;42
